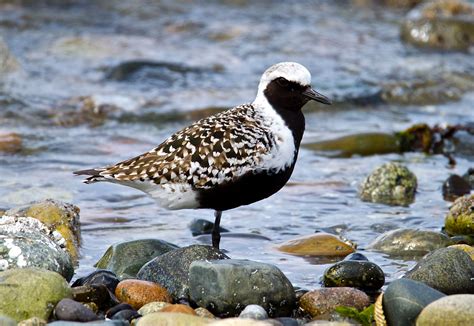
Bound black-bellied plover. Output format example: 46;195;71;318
74;62;331;249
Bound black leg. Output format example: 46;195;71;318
212;210;222;250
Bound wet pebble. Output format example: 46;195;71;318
54;298;99;322
189;218;229;236
299;288;370;318
276;233;356;257
442;174;471;201
95;239;178;279
6;199;81;263
71;284;118;310
416;294;474;325
110;309;141;322
343;252;369;261
238;304;268;320
368;228;452;256
0;268;71;322
137;244;229;301
359;162;417;206
382;278;445;326
72;269;120;295
0;132;22;153
444;194;474;236
449;243;474;260
49;321;128;326
209;318;278;326
115;279;172;309
404;247;474;294
0;216;74;281
137;301;171;315
189;259;295;317
105;303;134;318
323;260;385;291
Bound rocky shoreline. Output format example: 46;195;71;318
1;177;473;325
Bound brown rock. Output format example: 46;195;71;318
0;132;22;153
276;233;356;256
299;288;370;318
115;279;172;310
161;304;197;315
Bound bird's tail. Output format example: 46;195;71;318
73;168;107;184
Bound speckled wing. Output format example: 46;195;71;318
86;104;274;189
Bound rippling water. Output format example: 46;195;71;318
0;0;473;289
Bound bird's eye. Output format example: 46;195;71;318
276;77;289;87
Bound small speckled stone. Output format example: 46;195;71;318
299;288;370;317
449;244;474;260
137;301;171;315
136;312;211;326
195;307;215;319
239;304;268;320
359;162;417;206
17;317;47;326
445;194;474;236
416;294;474;325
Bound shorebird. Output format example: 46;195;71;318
74;62;331;249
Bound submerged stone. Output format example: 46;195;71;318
189;259;295;317
95;239;178;279
382;278;445;326
462;167;474;188
6;199;81;263
0;132;22;153
444;194;474;236
442;174;471;201
304;132;400;158
0;268;72;322
189;219;229;236
137;244;228;301
368;228;452;256
404;247;474;294
359;162;417;206
276;233;356;257
0;216;74;280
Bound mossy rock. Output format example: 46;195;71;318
445;194;474;235
0;268;72;322
359;162;417;206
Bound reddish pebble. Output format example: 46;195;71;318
115;279;172;310
160;304;197;315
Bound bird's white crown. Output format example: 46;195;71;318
254;62;312;106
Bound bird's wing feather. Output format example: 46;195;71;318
94;104;275;189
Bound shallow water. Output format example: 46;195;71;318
0;0;473;289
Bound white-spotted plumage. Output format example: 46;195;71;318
75;62;328;213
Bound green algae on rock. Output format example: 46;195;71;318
445;194;474;236
0;268;72;322
359;162;417;206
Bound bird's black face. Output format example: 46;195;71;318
264;77;331;112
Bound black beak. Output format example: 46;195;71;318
302;87;332;105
